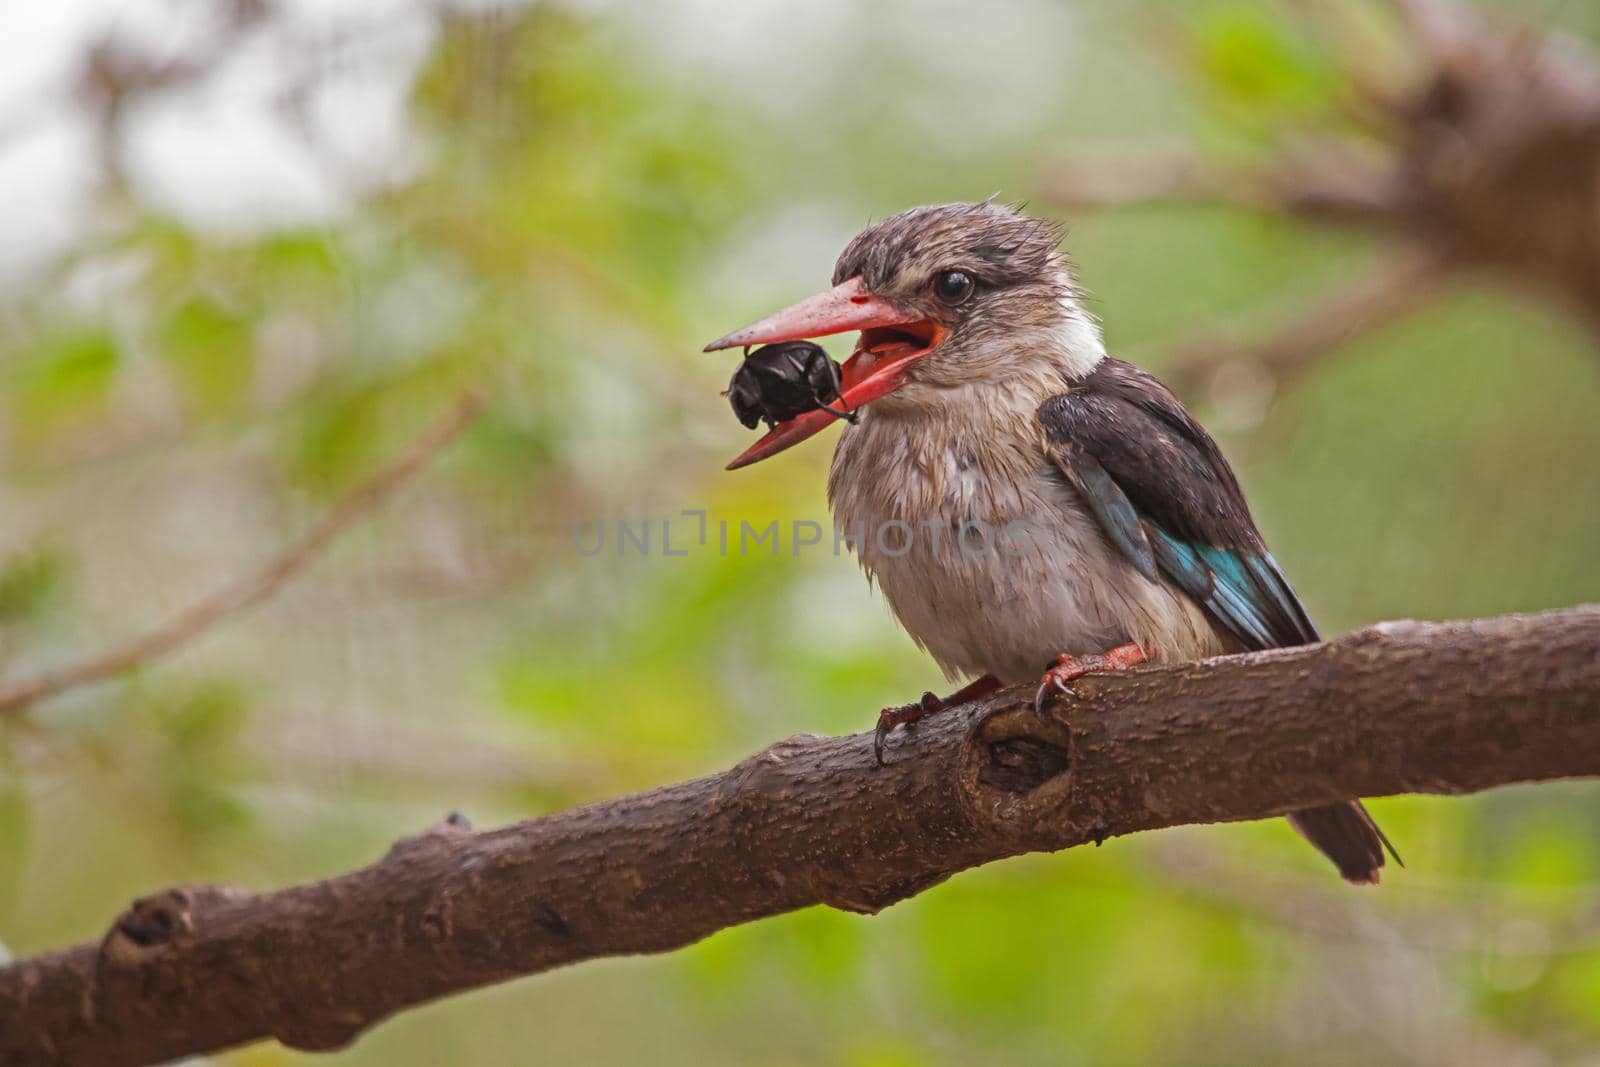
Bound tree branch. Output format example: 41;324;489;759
0;388;485;718
1037;143;1400;227
1036;1;1600;385
0;606;1595;1066
1165;249;1447;399
1038;144;1278;211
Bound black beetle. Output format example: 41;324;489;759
726;341;855;430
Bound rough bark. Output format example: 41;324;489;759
1;606;1596;1067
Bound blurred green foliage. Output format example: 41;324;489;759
1189;2;1343;132
0;548;69;629
0;1;1596;1064
6;329;120;446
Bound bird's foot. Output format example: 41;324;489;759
874;674;1003;764
1033;643;1149;715
875;691;944;765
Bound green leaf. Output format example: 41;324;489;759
0;547;69;627
155;681;247;752
1191;4;1337;123
6;330;120;442
144;682;252;840
289;388;386;497
159;297;254;415
255;230;343;288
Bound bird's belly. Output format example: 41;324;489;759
845;471;1225;684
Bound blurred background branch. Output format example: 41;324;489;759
1042;0;1600;409
0;388;482;717
1161;248;1447;397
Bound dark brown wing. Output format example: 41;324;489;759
1039;359;1317;650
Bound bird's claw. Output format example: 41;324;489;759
1034;652;1094;717
874;690;943;765
1033;644;1149;717
1033;676;1076;716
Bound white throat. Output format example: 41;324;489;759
1049;295;1108;382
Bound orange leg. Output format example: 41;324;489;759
1034;643;1149;713
875;674;1002;764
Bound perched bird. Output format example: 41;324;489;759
704;201;1396;884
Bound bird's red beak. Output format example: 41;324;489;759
703;276;944;469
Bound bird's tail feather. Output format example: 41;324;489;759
1287;801;1400;885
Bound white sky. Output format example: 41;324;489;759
0;0;1079;287
0;0;437;283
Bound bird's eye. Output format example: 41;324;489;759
933;270;975;306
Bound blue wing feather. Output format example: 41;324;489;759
1066;452;1158;583
1150;533;1280;649
1246;552;1318;641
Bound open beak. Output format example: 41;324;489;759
703;276;944;469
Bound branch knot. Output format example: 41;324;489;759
99;885;248;968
